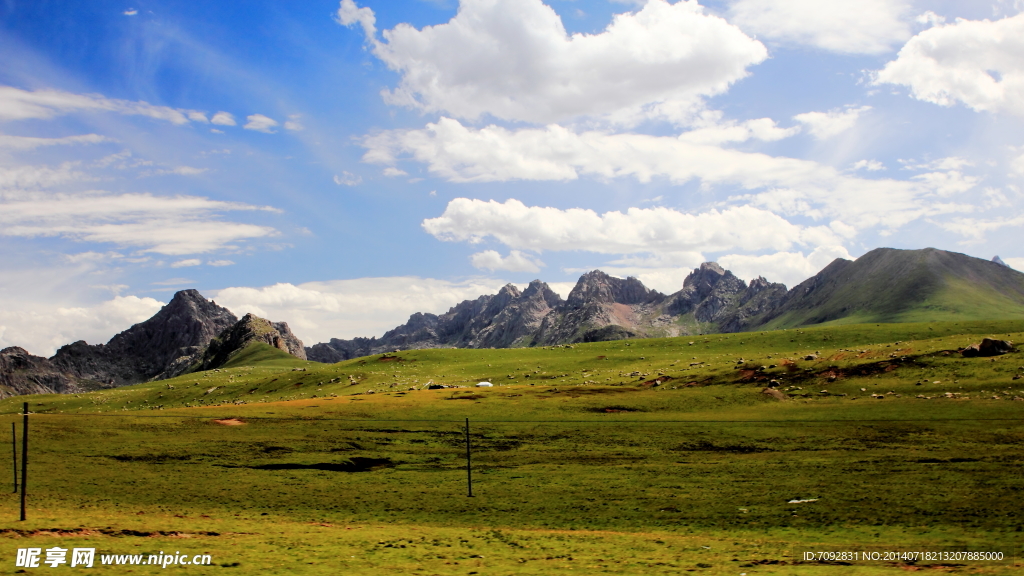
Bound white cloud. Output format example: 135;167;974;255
1012;151;1024;176
337;0;377;37
851;159;885;171
728;0;911;55
244;114;278;133
915;11;945;27
1003;257;1024;272
170;258;202;268
382;167;408;177
213;276;510;343
423;198;844;255
149;166;207;176
366;117;974;229
718;245;854;288
0;295;164;356
677;114;800;145
333;172;362;186
0;162;91;189
207;259;235;267
934;214;1024;242
210;111;237;126
470;249;544;273
0;133;111;150
284;114;304;131
0;192;280;255
340;0;766;125
875;13;1024;117
123;9;138;16
187;111;208;123
793;106;871;139
0;86;201;125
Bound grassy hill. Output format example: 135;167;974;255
759;247;1024;329
1;320;1022;574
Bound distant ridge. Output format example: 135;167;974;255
4;247;1023;397
0;291;305;398
307;247;1024;361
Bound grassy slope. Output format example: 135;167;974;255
2;320;1023;574
761;248;1024;329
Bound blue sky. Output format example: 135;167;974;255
2;0;1024;355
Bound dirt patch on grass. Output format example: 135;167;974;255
762;388;787;401
213;418;245;426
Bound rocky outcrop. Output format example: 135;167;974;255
195;313;306;370
50;289;238;386
0;347;89;398
306;280;566;361
962;338;1014;357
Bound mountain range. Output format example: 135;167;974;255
3;247;1023;398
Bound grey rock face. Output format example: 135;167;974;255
0;347;87;398
306;280;567;361
50;289;238;386
196;313;306;370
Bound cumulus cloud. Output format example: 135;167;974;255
470;250;544;273
875;13;1024;117
367;118;974;229
170;258;201;268
0;295;164;356
851;159;885;171
212;277;510;343
1003;257;1024;272
423;198;845;256
0;85;202;124
793;106;871;139
382;167;408;177
718;245;854;288
728;0;912;54
0;192;280;255
677;115;800;145
284;115;304;131
0;133;111;150
210;111;237;126
339;0;767;124
243;114;279;133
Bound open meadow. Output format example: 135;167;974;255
2;320;1023;574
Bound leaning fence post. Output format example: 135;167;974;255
465;417;473;497
20;402;28;521
11;422;17;493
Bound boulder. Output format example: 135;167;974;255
962;338;1014;357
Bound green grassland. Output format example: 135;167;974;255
2;320;1023;574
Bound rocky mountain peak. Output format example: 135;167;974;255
566;271;660;308
522;279;564;308
682;262;728;292
50;289;239;386
993;255;1009;268
195;313;306;371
